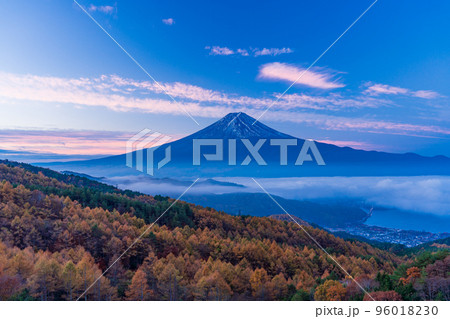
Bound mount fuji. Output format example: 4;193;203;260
189;112;292;139
41;112;450;179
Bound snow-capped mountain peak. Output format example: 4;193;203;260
189;112;293;139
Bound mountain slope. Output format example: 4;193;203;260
40;112;450;178
183;192;368;227
0;160;420;301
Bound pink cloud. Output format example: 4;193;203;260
258;62;345;89
0;129;184;155
365;83;441;99
0;71;448;139
317;139;384;151
365;84;408;95
413;90;440;99
0;130;129;155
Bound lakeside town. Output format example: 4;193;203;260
329;224;450;247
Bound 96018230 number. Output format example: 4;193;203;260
375;306;438;316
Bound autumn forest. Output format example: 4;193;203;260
0;160;448;301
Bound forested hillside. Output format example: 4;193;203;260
0;161;448;301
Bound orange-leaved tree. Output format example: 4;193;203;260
314;280;346;301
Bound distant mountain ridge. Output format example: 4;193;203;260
182;192;368;227
40;112;450;178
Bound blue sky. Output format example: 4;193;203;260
0;0;449;156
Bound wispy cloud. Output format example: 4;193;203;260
274;92;390;110
253;48;293;56
0;71;448;138
162;18;175;25
263;110;450;136
236;48;249;56
258;62;344;89
317;139;381;151
413;90;441;99
364;83;441;99
205;46;294;57
88;4;115;14
105;74;384;110
0;71;199;116
0;129;130;155
205;46;234;56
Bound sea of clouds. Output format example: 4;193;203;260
109;175;450;217
225;176;450;216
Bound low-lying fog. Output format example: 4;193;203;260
108;175;450;218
